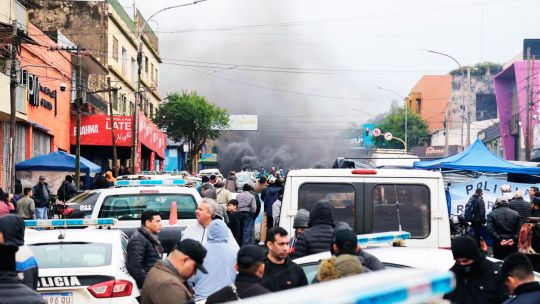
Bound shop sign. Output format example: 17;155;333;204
138;113;166;159
71;115;133;147
200;153;217;163
24;70;56;111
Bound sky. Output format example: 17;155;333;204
120;0;540;169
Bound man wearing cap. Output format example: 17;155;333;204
444;235;508;304
501;253;540;303
289;209;309;254
487;196;521;260
141;239;207;304
32;175;50;220
206;244;270;303
331;222;384;271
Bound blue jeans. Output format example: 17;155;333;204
238;211;254;245
35;207;48;220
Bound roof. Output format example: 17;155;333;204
286;168;443;179
413;139;540;174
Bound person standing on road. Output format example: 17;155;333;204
236;184;257;245
182;198;239;248
57;175;77;202
192;220;238;301
216;182;234;208
126;209;163;289
141;239;207;304
501;253;540;303
32;176;50;220
225;172;238;193
509;190;531;227
16;188;35;220
291;200;335;259
466;188;486;247
261;179;283;232
289;209;309;254
444;235;508;304
261;227;308;292
206;244;270;303
331;222;385;271
0;215;39;290
487;196;521;260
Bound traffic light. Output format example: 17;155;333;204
365;127;370;137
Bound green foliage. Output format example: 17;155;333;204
153;91;229;171
449;62;503;76
373;106;429;150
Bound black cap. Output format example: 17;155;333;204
451;235;480;261
237;244;265;268
175;239;208;274
335;229;358;253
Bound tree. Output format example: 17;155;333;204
373;106;429;150
153;91;229;172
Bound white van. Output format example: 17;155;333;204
278;168;451;249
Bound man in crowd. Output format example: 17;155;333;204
0;215;39;290
127;209;163;289
487;196;521;260
289;209;309;254
206;244;270;303
202;176;217;200
182;198;239;248
331;222;385;271
57;175;78;202
215;182;234;208
291;200;335;259
226;199;242;245
262;179;283;232
141;239;207;304
236;184;257;245
467;188;486;247
528;186;539;202
32;175;50;220
444;235;507;304
0;243;45;304
509;190;531;227
16;188;35;220
198;176;210;195
192;220;238;301
501;253;540;303
261;227;308;292
224;171;238;193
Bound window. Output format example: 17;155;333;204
122;95;127;114
112;37;119;61
113;90;119;111
298;183;355;229
150;63;154;84
98;194;197;221
131;57;137;83
30;243;112;268
121;47;127;75
145;56;149;74
372;184;430;238
416;98;422;114
149;103;154;118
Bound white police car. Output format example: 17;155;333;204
25;219;140;303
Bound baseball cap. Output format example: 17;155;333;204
237;244;266;268
334;229;358;253
175;239;208;274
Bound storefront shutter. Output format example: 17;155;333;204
32;129;51;157
1;122;27;191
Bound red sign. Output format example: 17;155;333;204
138;113;166;159
150;152;155;171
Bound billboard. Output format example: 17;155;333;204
228;115;258;131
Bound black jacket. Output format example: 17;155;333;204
93;176;110;189
291;201;334;259
487;204;521;242
126;227;163;288
227;211;242;245
261;257;308;292
471;195;486;224
57;181;78;201
504;281;540;304
0;272;45;304
444;257;508;304
206;272;270;303
250;190;262;218
509;198;531;226
32;182;50;208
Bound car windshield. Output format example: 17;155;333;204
30;242;112;268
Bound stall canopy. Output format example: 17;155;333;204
15;151;101;175
413;139;540;175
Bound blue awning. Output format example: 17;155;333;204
16;151;101;175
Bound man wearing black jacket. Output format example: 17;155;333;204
206;244;270;303
468;188;486;247
331;222;385;271
291;200;335;259
509;190;531;227
487;196;521;260
501;253;540;304
261;227;308;292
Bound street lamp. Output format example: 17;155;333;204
376;86;408;151
423;49;469;149
132;0;209;174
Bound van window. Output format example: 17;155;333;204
372;184;430;238
99;194;197;221
298;183;355;229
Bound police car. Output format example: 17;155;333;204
25;219;140;303
64;179;201;252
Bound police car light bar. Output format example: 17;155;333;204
116;179;186;187
238;268;455;304
25;218;118;228
357;231;411;246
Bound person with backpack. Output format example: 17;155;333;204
464;188;486;247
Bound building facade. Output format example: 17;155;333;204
406;75;452;133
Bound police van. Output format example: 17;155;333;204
278;168;451;249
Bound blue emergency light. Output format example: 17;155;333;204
24;218;117;228
116;179;186;187
357;231;411;246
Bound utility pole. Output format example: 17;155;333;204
526;47;531;161
444;99;449;157
466;67;471;147
9;20;18;194
107;77;118;177
75;46;82;190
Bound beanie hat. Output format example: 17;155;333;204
451;235;480;261
334;254;363;277
293;209;310;228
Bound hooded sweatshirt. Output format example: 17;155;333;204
291;200;335;259
0;215;39;290
192;220;238;301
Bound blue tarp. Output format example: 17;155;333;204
15;151;101;175
413;139;540;175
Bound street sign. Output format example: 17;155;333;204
372;128;381;137
384;132;393;141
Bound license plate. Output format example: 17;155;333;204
42;292;73;304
